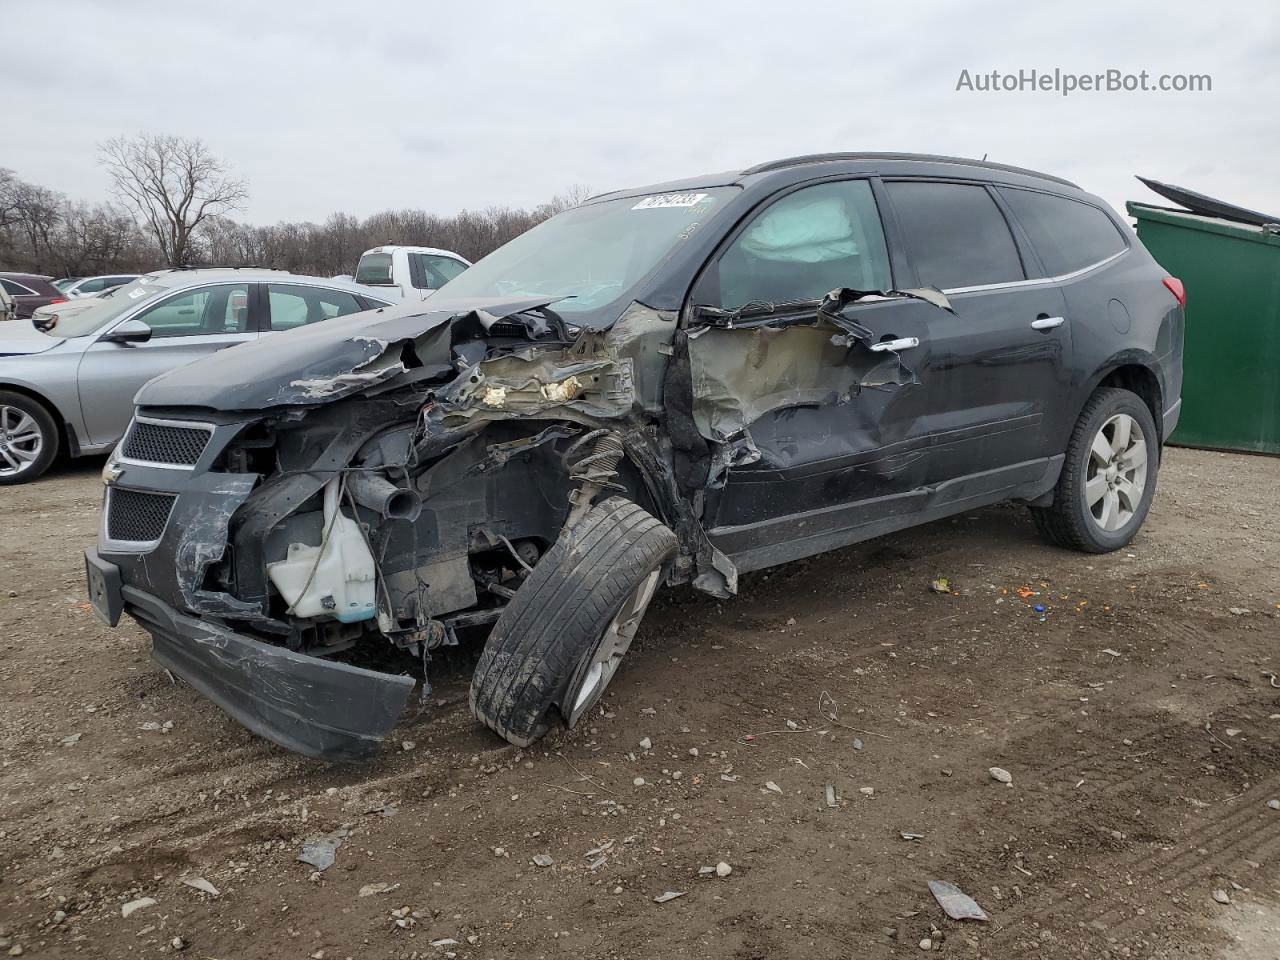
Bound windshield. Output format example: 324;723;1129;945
45;280;168;337
433;187;737;323
355;252;394;286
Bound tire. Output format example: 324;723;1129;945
470;497;678;747
1031;387;1159;553
0;390;59;485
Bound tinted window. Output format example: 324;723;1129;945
1;279;36;296
999;188;1127;276
355;252;394;285
886;181;1024;290
267;284;365;330
711;180;891;310
410;254;468;290
77;278;106;293
135;283;250;338
104;276;135;288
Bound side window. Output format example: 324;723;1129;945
134;283;250;338
78;278;106;293
1;279;36;296
886;181;1025;290
267;284;365;331
711;180;891;310
355;252;394;286
410;254;469;290
998;188;1127;276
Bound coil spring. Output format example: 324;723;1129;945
565;429;627;492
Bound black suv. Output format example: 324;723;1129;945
85;153;1184;760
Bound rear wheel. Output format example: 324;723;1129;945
1031;387;1159;553
0;391;59;485
469;498;677;746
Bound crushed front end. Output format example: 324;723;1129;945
85;297;723;761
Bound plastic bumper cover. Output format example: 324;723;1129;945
85;548;415;762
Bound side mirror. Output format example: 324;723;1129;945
101;319;153;344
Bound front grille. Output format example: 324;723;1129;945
121;420;211;466
106;488;176;543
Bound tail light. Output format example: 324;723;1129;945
1162;277;1186;307
49;297;67;305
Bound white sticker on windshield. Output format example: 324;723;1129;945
632;192;709;210
128;287;147;298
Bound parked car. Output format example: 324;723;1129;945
353;245;470;301
85;153;1184;761
53;277;83;291
0;273;67;319
60;274;142;299
0;268;393;483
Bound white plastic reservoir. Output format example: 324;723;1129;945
266;477;377;623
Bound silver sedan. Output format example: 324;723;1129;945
0;268;392;483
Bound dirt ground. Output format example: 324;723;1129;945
2;447;1280;960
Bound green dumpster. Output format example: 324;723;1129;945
1128;202;1280;454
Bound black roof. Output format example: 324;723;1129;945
740;152;1078;188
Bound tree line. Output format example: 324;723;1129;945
1;134;584;279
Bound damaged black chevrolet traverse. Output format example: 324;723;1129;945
86;154;1184;760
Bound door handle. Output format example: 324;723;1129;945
868;336;920;352
1031;316;1066;330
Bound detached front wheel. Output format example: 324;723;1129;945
470;498;677;747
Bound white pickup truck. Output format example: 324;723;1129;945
353;245;471;302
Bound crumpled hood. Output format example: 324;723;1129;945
135;295;566;411
0;321;64;356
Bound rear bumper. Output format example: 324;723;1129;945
1163;397;1182;440
85;548;416;762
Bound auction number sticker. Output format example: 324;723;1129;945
632;192;709;210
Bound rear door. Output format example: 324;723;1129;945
262;282;376;333
77;282;258;445
882;179;1072;487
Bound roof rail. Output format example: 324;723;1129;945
741;152;1079;188
168;263;278;271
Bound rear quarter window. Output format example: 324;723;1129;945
998;188;1127;276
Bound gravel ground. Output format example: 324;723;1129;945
1;446;1279;959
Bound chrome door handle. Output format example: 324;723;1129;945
868;336;920;352
1031;316;1066;330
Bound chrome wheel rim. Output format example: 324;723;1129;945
1085;413;1147;532
566;568;662;727
0;405;43;477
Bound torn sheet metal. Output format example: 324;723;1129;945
687;323;907;441
133;295;566;412
439;338;635;427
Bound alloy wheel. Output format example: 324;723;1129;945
0;405;44;478
565;568;662;727
1084;413;1147;532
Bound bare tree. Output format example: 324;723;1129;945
100;134;248;267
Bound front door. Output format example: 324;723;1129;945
681;178;939;569
77;282;258;446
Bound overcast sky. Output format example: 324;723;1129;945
5;0;1277;225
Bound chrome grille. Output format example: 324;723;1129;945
106;488;176;544
121;419;211;466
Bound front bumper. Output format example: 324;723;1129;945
86;548;416;762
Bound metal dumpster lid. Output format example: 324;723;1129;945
1127;201;1280;247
